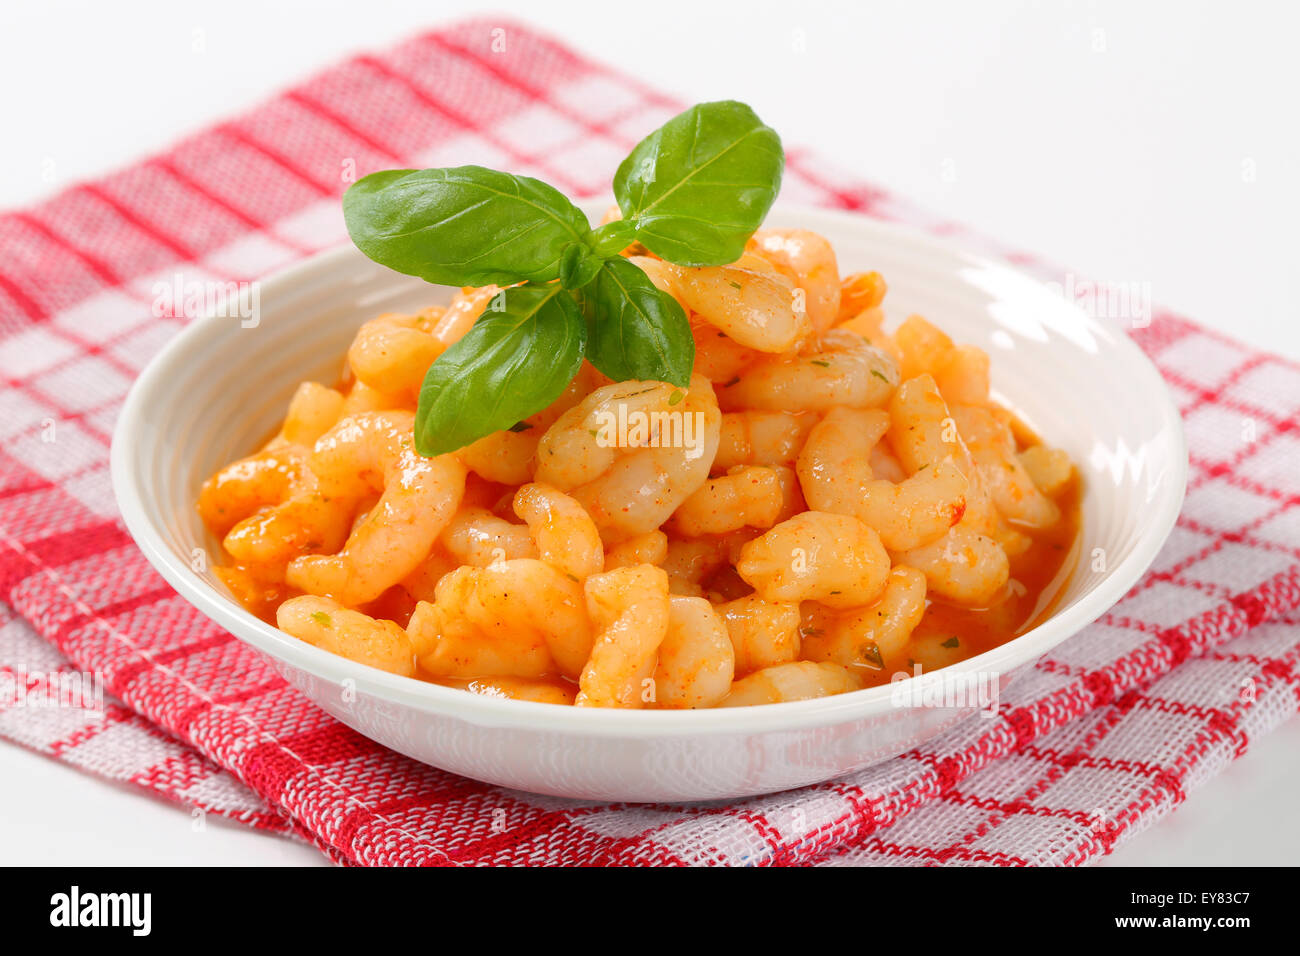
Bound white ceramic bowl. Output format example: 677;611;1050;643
111;203;1186;802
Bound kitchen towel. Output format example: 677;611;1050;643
1;18;1297;865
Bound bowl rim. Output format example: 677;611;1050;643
110;203;1188;737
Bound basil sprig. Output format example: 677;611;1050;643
343;100;783;456
614;101;783;266
415;285;585;456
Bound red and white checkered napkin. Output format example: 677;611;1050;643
1;19;1298;866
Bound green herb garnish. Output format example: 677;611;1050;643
859;642;884;669
941;636;960;649
343;100;783;457
310;611;332;627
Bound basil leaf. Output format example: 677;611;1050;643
344;166;591;287
614;101;783;266
415;285;586;456
584;220;637;257
576;257;694;387
558;242;603;290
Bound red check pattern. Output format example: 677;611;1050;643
1;19;1297;866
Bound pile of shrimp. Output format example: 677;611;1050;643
199;219;1077;709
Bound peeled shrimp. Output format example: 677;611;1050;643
714;410;816;471
716;593;802;674
721;330;897;413
721;661;860;707
891;315;990;405
653;596;735;708
347;311;447;401
410;559;593;680
440;507;537;567
736;511;890;610
576;565;671;708
660;254;810;353
285;411;467;605
274;381;345;448
896;525;1008;607
746;228;841;335
277;595;418;676
198;444;350;568
796;406;967;551
513;482;604;580
691;320;764;383
535;376;721;543
801;566;927;674
605;530;669;570
1019;444;1073;497
340;380;412;416
952;404;1060;529
887;374;998;535
670;465;784;537
661;536;730;597
837;271;887;321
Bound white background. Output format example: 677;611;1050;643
1;0;1297;866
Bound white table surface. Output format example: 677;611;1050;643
1;0;1296;866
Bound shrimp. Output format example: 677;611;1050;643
605;530;669;570
535;376;722;543
440;507;537;567
275;381;345;448
713;410;816;471
409;559;593;680
626;255;686;310
737;511;891;610
1019;444;1074;497
660;253;810;352
837;271;887;321
770;464;808;523
669;466;784;537
513;482;604;580
892;314;955;382
887;374;997;534
690;318;764;383
720;329;897;413
796;406;967;551
716;593;801;674
576;565;671;708
800;566;927;675
746;228;841;335
661;536;729;597
721;661;860;707
285;411;467;605
437;676;576;706
199;444;308;537
277;595;418;677
340;380;412;416
653;596;735;708
933;345;990;406
896;525;1008;607
347;310;447;401
198;444;351;569
951;404;1060;529
400;545;459;603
